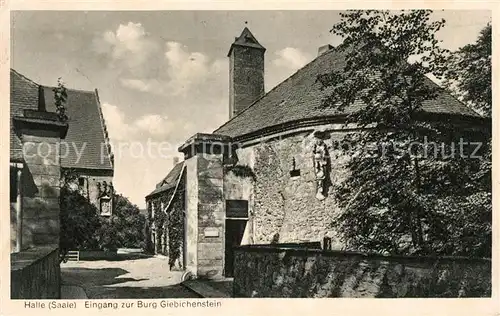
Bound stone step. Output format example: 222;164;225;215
182;280;232;298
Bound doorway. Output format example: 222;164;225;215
224;219;247;277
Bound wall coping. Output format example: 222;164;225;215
13;115;69;138
229;112;490;143
178;133;232;154
234;244;491;264
11;245;59;272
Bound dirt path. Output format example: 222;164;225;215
61;255;199;299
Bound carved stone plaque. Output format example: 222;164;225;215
100;196;112;216
204;227;219;237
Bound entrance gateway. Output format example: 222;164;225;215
224;200;248;277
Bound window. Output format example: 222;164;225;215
78;177;85;187
289;157;301;178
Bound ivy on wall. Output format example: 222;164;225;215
53;77;68;122
147;173;185;269
168;192;184;269
145;201;153;253
225;164;256;182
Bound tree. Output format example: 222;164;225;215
59;169;102;261
318;10;490;257
442;23;491;117
53;77;68;122
97;194;146;251
439;23;492;257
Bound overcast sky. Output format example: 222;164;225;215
11;10;491;208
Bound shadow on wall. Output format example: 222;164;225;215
11;203;17;251
22;166;39;198
12;166;61;248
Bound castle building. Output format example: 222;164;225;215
145;28;487;279
10;69;114;253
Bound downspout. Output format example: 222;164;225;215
162;164;186;214
15;163;23;252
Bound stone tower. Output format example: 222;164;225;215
228;27;266;119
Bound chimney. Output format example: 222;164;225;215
228;27;266;119
318;44;334;56
173;156;179;166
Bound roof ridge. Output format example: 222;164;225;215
157;161;185;186
43;84;97;94
93;89;115;170
421;75;481;117
11;68;41;87
214;47;339;134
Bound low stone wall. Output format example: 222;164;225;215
11;246;60;299
233;245;491;298
254;242;322;249
78;250;118;260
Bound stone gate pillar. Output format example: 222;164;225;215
12;110;68;249
179;133;231;279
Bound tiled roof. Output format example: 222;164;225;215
41;86;113;170
146;161;185;198
10;69;40;161
10;69;113;170
214;45;481;139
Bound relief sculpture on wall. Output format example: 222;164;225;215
312;132;331;200
97;181;114;216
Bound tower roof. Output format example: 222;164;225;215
227;27;266;56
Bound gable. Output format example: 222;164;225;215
146;161;185;198
10;69;113;171
41;86;113;170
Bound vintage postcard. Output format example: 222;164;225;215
1;2;497;316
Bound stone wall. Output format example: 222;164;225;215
233;246;491;298
11;246;60;299
196;154;225;278
232;130;350;247
184;156;199;275
21;131;63;248
10;203;17;252
75;170;113;212
223;146;254;244
229;45;265;118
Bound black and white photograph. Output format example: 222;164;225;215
7;8;492;303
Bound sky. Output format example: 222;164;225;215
11;10;491;208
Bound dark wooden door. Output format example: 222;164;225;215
224;219;247;277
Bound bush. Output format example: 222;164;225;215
97;194;146;250
59;186;102;260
